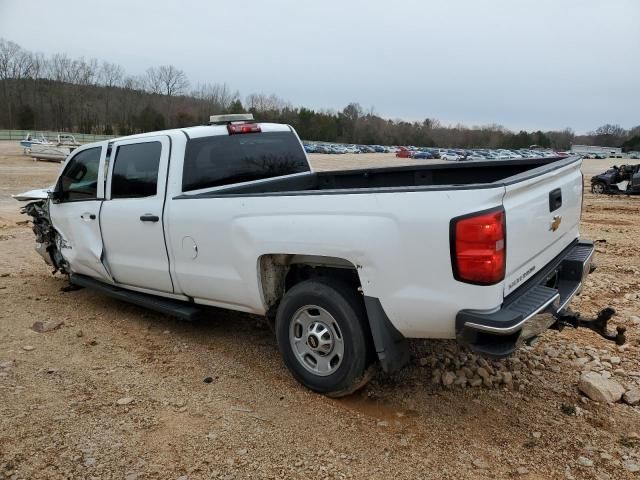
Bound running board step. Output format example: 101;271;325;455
69;274;205;321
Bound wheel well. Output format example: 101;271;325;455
258;254;361;314
259;254;410;374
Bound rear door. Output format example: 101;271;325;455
501;158;583;296
49;143;112;280
100;136;173;293
169;127;310;304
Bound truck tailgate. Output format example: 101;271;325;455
502;158;583;297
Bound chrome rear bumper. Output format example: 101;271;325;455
456;240;594;356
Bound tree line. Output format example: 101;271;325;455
1;38;638;150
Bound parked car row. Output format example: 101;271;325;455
581;152;640;160
395;146;566;162
303;143;394;154
302;142;568;161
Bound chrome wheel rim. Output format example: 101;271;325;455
289;305;344;377
592;183;604;194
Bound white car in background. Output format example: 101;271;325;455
440;150;462;161
344;145;360;154
331;145;349;154
496;150;517;160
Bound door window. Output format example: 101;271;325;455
111;141;162;199
58;147;101;201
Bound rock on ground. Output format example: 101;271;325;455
576;456;593;467
578;372;625;403
623;460;640;473
31;319;64;333
622;388;640;406
442;371;456;386
472;459;488;469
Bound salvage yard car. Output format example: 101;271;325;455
15;114;620;396
590;164;640;195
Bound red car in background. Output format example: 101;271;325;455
396;147;412;158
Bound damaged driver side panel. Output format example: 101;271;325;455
47;144;112;282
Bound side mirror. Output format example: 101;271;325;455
50;189;63;203
50;177;64;203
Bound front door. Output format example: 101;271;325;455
49;143;112;280
100;136;173;293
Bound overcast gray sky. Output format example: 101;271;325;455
1;0;638;133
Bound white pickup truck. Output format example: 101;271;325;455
16;115;611;396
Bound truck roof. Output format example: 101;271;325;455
108;123;293;143
183;122;292;139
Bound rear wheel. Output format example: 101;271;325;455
275;279;374;397
591;182;606;194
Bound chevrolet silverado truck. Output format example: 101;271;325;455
15;114;622;396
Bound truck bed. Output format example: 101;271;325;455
178;156;576;198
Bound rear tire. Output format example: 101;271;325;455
591;182;606;194
275;279;374;397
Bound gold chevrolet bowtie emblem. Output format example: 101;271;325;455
550;215;562;232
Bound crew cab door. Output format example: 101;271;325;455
100;136;174;293
49;143;112;280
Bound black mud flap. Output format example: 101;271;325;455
363;297;409;373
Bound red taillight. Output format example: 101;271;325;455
227;123;261;134
451;209;505;285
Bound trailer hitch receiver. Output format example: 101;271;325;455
553;307;626;345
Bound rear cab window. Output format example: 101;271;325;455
182;131;310;192
111;141;162;198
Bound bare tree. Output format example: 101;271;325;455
145;65;189;97
246;93;291;112
97;62;124;132
30;52;46;79
122;74;143;91
192;82;236;120
0;38;37;127
143;66;163;94
74;58;99;86
159;65;189;96
0;39;17;81
99;61;124;88
545;128;575;150
46;53;75;82
0;39;19;127
0;39;35;81
143;65;189;127
594;124;626;137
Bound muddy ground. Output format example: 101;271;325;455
0;142;639;479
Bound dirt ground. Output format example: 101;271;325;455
0;141;639;480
